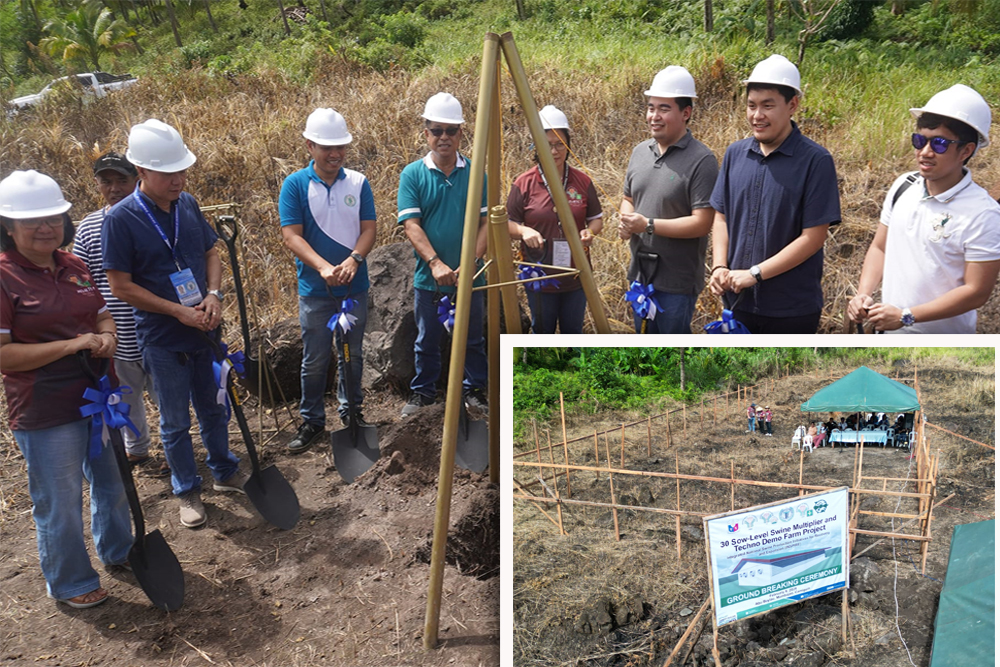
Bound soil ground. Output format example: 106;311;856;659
0;389;499;667
513;361;995;667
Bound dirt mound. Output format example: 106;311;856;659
358;403;447;492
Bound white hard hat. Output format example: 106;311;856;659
303;108;353;146
0;170;72;219
743;54;802;97
421;92;464;124
125;119;197;173
644;66;698;99
910;84;991;148
539;105;570;131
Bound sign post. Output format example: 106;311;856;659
704;487;850;627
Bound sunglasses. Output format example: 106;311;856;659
911;133;964;154
428;127;460;137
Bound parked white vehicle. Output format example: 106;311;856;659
7;72;138;113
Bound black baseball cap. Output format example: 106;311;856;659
93;152;137;177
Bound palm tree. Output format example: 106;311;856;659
40;0;136;71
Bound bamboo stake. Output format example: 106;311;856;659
513;494;707;518
647;416;652;456
513;479;559;529
714;396;717;425
851;494;954;560
675;453;682;565
425;31;498;650
605;432;620;541
683;405;687;438
560;393;571;498
799;446;805;496
924;421;995;450
662;595;712;667
666;412;673;447
841;588;848;647
547;430;565;536
534;420;542;480
700;398;704;427
920;452;939;574
730;461;735;511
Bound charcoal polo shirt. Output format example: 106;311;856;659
0;249;108;430
102;188;219;352
710;122;841;317
623;131;719;295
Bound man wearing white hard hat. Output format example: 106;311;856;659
506;104;603;334
398;92;488;416
279;108;376;453
618;66;719;334
848;84;1000;333
709;54;841;334
103;119;243;529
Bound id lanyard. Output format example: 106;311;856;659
537;164;573;267
133;185;182;272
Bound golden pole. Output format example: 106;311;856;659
498;31;611;333
424;31;498;651
485;69;502;486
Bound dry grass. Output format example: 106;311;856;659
3;55;1000;332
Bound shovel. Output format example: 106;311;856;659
215;215;265;399
438;294;490;473
329;295;380;483
635;250;658;334
77;352;184;611
203;332;300;530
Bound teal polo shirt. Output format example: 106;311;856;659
397;152;487;293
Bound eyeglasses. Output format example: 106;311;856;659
547;142;567;152
428;127;460;137
911;133;964;154
16;216;63;229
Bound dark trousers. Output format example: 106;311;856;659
732;309;821;334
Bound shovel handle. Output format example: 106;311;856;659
215;215;238;246
856;322;865;334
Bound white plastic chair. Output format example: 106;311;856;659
792;427;804;450
801;435;814;453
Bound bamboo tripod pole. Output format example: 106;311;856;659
424;32;498;650
499;31;610;333
485;69;501;487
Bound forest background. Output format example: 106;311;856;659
2;0;999;332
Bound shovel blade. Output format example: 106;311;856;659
455;416;490;473
130;529;184;611
331;425;380;483
244;466;301;530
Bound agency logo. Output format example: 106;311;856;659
727;522;739;533
760;511;777;525
814;500;828;514
796;503;809;518
344;194;357;207
743;515;757;531
779;507;794;522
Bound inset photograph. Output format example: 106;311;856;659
512;346;994;667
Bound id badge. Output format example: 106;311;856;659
552;239;572;268
170;268;203;307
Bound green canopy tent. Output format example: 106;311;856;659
800;366;920;414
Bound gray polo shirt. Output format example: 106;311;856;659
623;131;718;295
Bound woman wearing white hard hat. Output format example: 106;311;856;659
849;84;1000;334
0;170;132;609
506;105;603;334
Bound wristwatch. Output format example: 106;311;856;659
900;308;915;327
750;265;763;283
645;217;655;235
207;289;224;301
350;252;365;264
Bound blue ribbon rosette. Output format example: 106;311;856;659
437;295;456;333
79;375;139;459
517;264;557;291
625;280;660;321
326;297;359;335
704;309;751;334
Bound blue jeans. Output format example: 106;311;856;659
633;291;697;334
299;294;368;424
143;345;239;497
411;288;487;397
14;419;132;600
527;289;586;334
748;417;755;432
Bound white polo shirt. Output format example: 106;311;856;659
881;169;1000;334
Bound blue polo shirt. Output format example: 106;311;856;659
710;122;841;317
397;152;487;294
279;162;376;297
102;188;218;352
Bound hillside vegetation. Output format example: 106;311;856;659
3;1;999;332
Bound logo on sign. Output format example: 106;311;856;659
814;500;828;514
797;503;809;518
743;515;757;530
727;523;739;533
760;511;777;525
779;507;794;522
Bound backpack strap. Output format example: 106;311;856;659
891;172;919;210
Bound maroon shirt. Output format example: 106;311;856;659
507;165;602;293
1;249;108;431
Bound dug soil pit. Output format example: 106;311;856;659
0;395;499;666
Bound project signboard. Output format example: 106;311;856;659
704;487;850;627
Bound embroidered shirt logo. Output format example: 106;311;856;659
567;187;583;203
929;212;951;242
344;194;357;207
68;274;92;288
